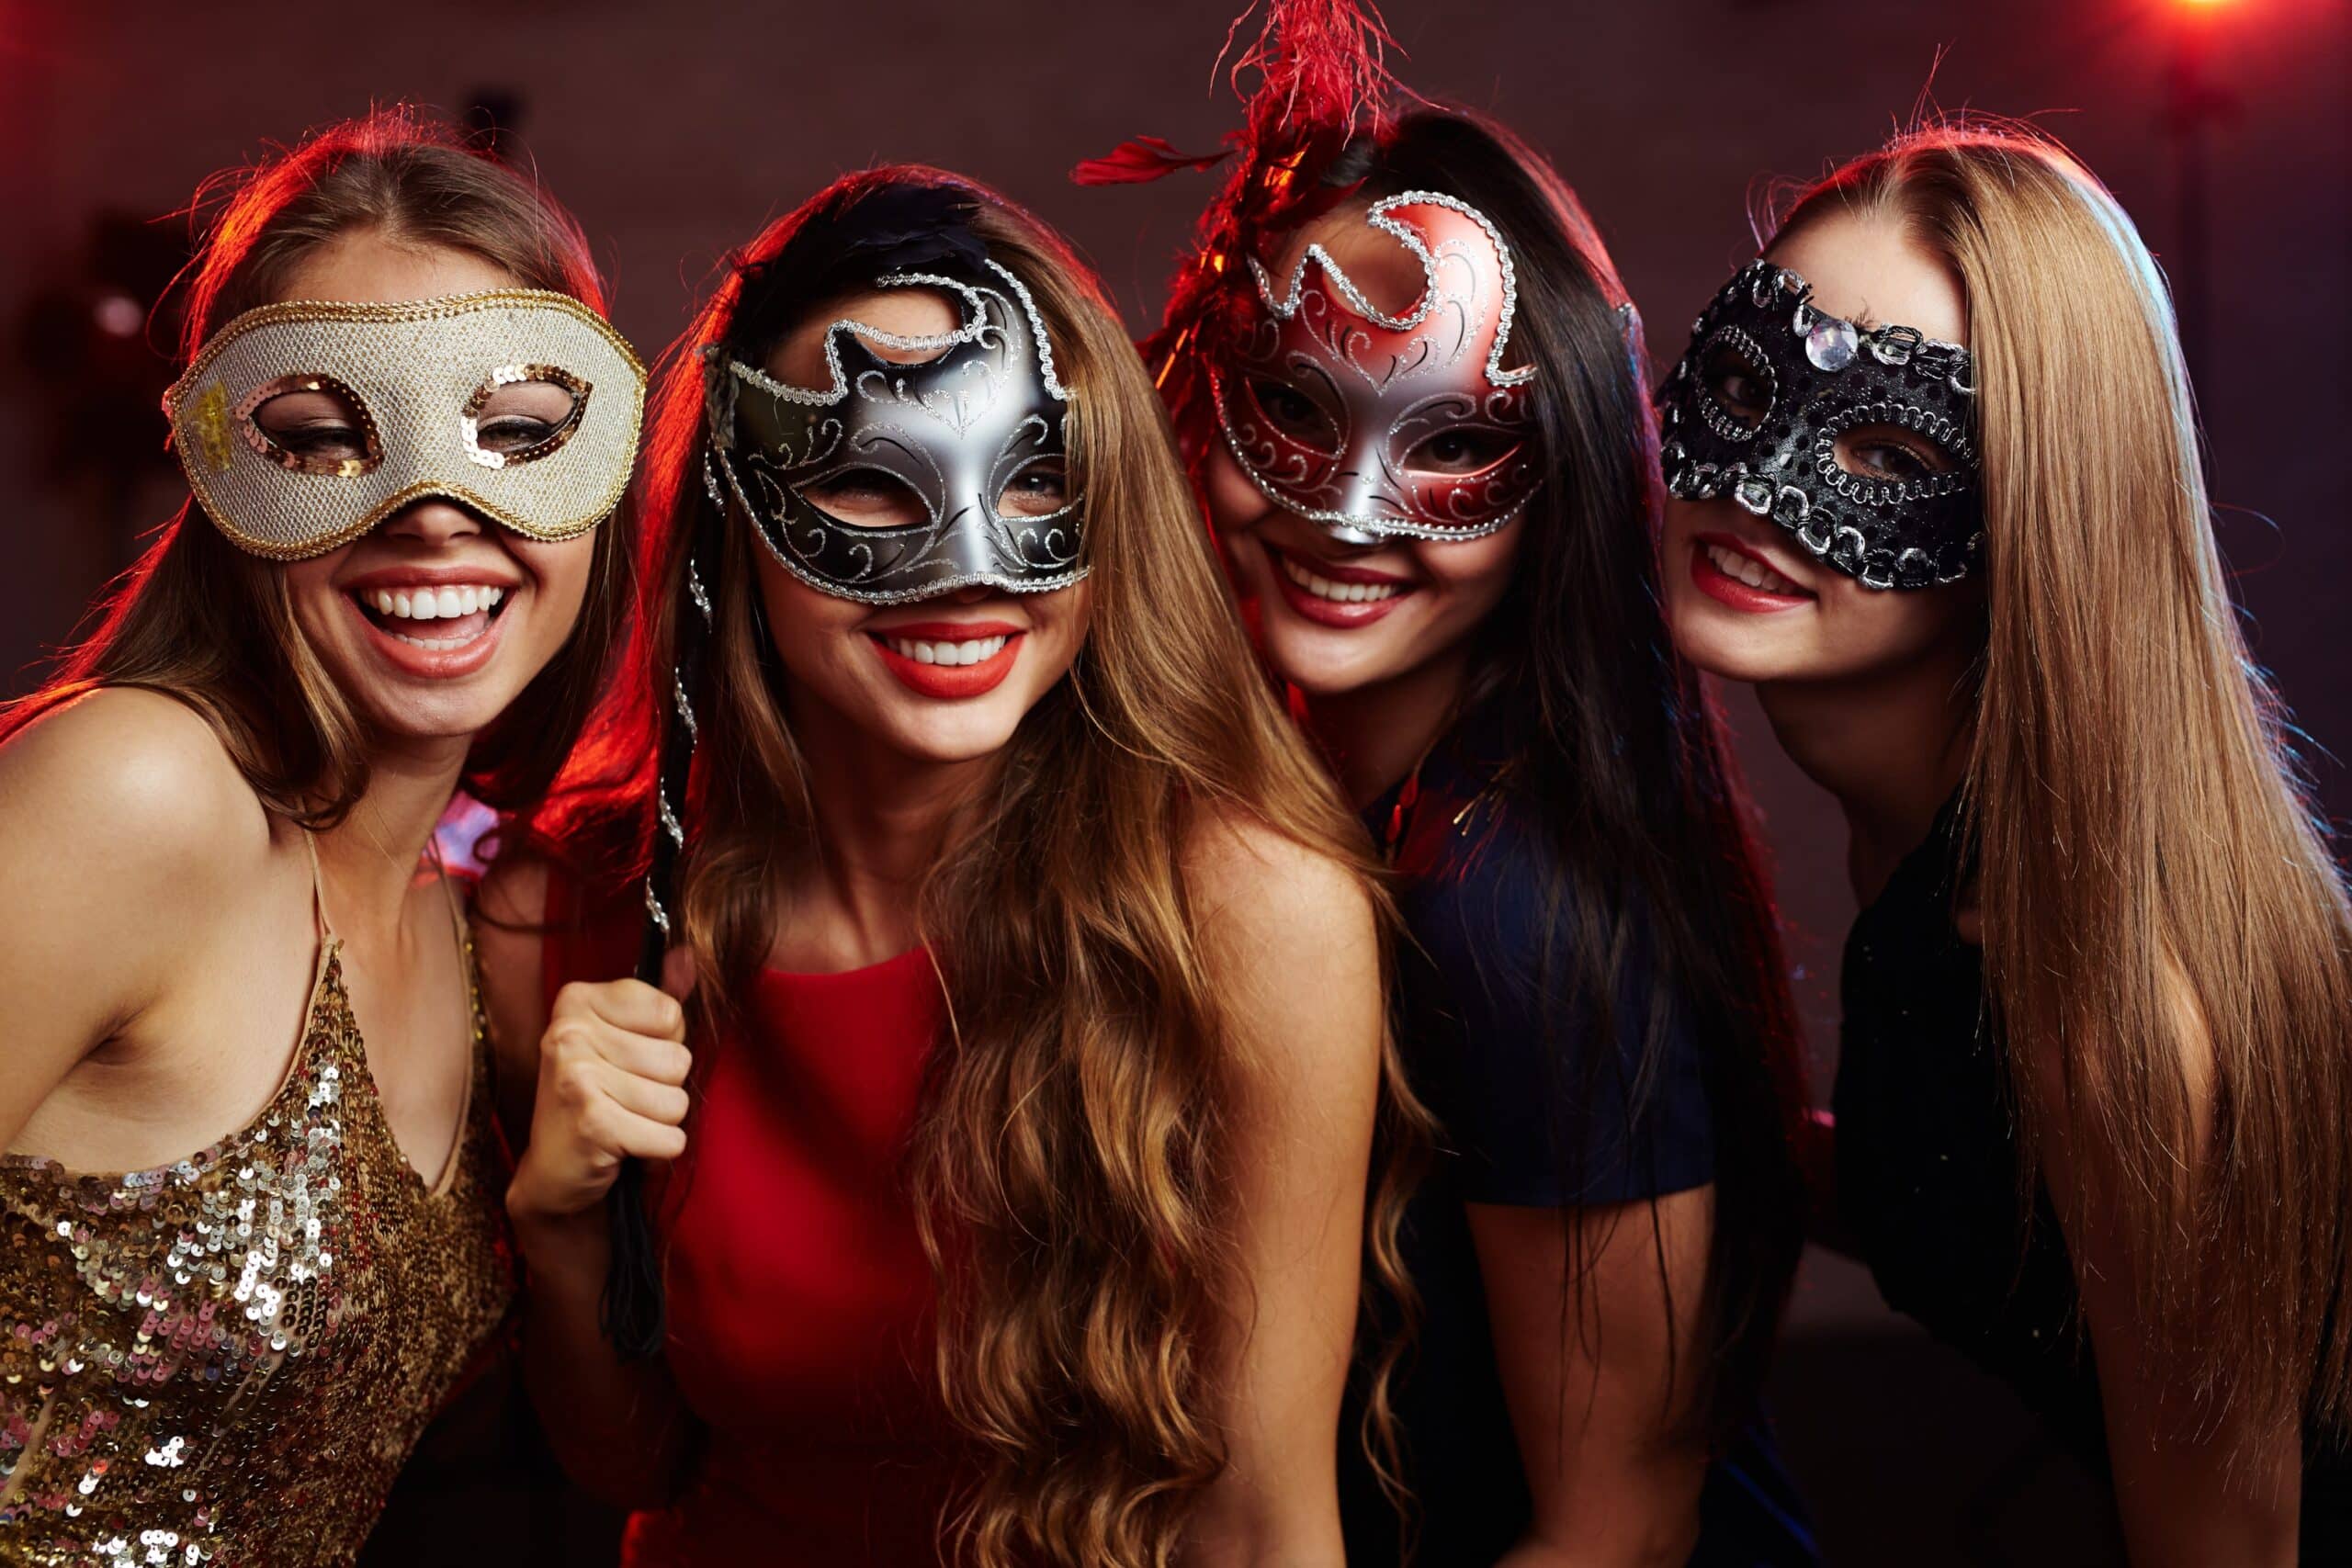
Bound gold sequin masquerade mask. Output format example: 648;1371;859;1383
1209;191;1540;546
164;290;646;560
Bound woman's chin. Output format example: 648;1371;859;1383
1258;615;1406;698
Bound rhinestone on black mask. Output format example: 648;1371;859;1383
1657;258;1981;591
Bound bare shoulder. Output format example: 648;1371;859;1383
1182;808;1383;1092
0;687;269;887
1182;807;1377;953
0;690;271;1082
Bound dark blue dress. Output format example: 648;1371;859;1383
1836;792;2350;1559
1336;711;1818;1567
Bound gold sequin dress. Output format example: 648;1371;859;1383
0;863;514;1566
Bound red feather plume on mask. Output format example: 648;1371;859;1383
1071;0;1413;452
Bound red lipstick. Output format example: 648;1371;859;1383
865;623;1025;700
1690;533;1815;614
1264;542;1415;629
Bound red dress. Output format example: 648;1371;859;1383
544;874;965;1564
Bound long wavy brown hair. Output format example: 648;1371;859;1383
594;167;1428;1565
1773;122;2352;1448
0;106;634;821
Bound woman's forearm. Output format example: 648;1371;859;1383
513;1206;696;1512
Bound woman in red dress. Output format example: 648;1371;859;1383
477;169;1421;1565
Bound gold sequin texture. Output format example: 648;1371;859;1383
0;938;514;1565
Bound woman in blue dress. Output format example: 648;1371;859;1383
1091;5;1821;1560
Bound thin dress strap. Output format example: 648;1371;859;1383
424;836;468;954
301;827;335;942
424;836;482;1042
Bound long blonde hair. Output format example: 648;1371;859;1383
599;168;1427;1565
1778;124;2352;1438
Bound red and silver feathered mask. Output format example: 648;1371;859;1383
1206;191;1539;545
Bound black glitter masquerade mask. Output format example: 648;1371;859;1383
1658;258;1982;590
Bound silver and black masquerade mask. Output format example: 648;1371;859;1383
1658;258;1981;590
1209;191;1540;546
165;291;645;560
705;261;1085;605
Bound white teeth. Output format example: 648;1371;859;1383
883;633;1011;667
1705;543;1803;596
1278;552;1401;605
357;584;511;626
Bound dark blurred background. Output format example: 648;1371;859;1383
1;0;2344;1560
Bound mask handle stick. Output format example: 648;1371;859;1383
603;469;718;1359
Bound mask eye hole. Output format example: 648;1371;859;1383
240;375;381;475
1245;376;1341;454
463;365;591;468
997;457;1070;520
1404;425;1520;477
798;466;929;530
1833;423;1956;484
1701;338;1773;430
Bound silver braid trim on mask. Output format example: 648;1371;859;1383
1247;189;1535;392
704;437;1091;606
1209;370;1529;545
716;259;1069;412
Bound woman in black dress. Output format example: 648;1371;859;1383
1658;122;2352;1562
1096;6;1820;1560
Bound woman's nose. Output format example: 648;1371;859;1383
377;496;488;547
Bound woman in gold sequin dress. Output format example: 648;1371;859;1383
0;108;643;1566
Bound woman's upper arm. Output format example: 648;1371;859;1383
2027;965;2301;1566
473;851;553;1147
1182;816;1385;1560
1467;1192;1713;1564
1430;838;1717;1559
0;690;255;1148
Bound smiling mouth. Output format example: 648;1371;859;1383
1276;550;1406;604
351;582;514;649
1700;540;1808;597
864;622;1025;699
870;630;1012;667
